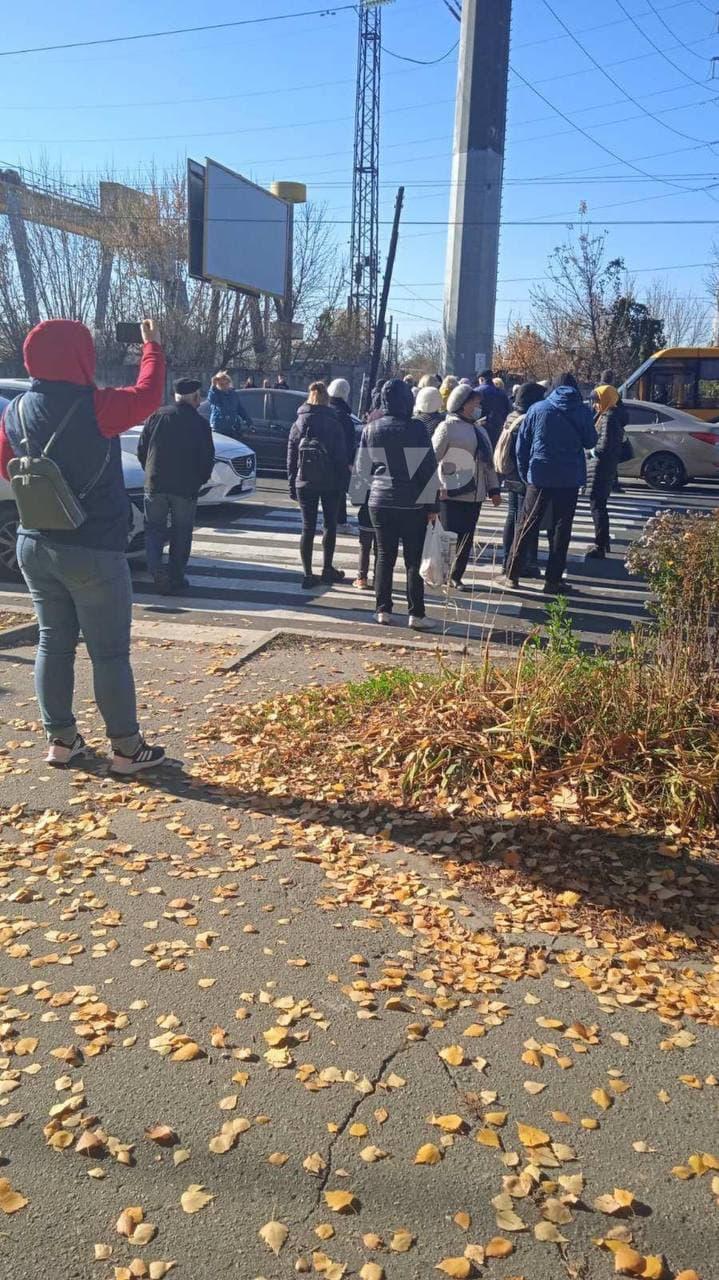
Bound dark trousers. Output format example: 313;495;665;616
144;493;197;585
439;499;480;584
358;528;376;580
297;490;339;576
337;492;348;524
370;506;427;618
506;485;578;586
590;464;616;551
503;488;539;572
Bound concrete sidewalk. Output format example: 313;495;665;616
0;635;716;1280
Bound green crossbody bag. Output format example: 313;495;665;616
7;394;109;531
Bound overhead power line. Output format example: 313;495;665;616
645;0;715;61
0;4;357;58
613;0;715;91
540;0;719;155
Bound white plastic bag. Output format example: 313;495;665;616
420;520;458;588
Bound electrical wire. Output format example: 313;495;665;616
540;0;719;154
509;63;714;194
613;0;714;91
382;40;458;66
0;5;358;59
645;0;716;62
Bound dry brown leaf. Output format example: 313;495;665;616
268;1151;289;1166
534;1221;568;1244
613;1245;645;1275
415;1143;443;1165
324;1190;357;1213
360;1146;388;1163
592;1088;613;1111
674;1272;701;1280
594;1189;636;1216
435;1258;472;1277
0;1179;27;1216
641;1257;668;1279
148;1265;176;1280
430;1114;465;1133
303;1151;326;1175
172;1148;190;1166
349;1123;369;1138
180;1184;214;1214
439;1045;466;1067
389;1229;414;1252
76;1130;105;1156
453;1212;471;1231
359;1265;385;1280
95;1245;112;1261
517;1122;550;1148
362;1232;383;1250
116;1208;144;1237
259;1219;288;1255
315;1224;335;1241
144;1124;177;1146
524;1081;547;1095
171;1041;203;1062
485;1236;514;1258
476;1129;501;1148
131;1223;157;1246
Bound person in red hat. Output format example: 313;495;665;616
0;317;166;773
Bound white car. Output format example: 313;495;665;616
119;425;256;506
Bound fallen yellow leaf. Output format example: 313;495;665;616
613;1245;645;1275
476;1129;501;1148
359;1265;385;1280
517;1122;550;1147
180;1184;214;1214
259;1220;288;1255
439;1046;466;1067
415;1143;443;1165
435;1258;472;1277
453;1212;471;1231
0;1178;28;1215
324;1190;357;1213
430;1114;465;1133
389;1229;414;1252
485;1236;514;1258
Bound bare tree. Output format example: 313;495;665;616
400;326;443;376
530;226;625;380
647;279;712;348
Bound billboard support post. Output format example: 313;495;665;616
271;181;307;375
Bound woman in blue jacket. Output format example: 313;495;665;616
503;372;597;595
207;370;251;440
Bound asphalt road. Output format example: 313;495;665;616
2;477;719;650
0;636;717;1280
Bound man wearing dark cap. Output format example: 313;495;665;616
138;377;215;593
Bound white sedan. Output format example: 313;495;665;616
119;426;257;506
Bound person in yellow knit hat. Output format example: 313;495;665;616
587;383;627;559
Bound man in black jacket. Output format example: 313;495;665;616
138;377;215;594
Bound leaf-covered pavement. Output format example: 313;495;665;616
0;638;717;1280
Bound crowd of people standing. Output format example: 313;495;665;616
284;366;628;623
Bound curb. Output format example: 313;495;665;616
0;620;38;648
221;626;472;672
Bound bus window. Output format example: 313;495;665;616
648;359;697;409
697;357;719;409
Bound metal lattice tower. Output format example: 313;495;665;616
349;1;386;363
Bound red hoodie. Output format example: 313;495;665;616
0;319;165;479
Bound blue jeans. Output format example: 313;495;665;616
16;534;140;753
144;493;197;584
503;487;539;573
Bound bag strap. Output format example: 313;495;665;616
555;406;587;450
17;392;111;500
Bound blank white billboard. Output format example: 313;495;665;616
203;159;289;298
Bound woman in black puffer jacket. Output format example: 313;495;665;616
287;382;348;589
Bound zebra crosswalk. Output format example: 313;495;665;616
127;481;709;647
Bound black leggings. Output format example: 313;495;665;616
297;490;339;576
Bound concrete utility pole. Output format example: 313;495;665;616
442;0;511;377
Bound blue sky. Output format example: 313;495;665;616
1;0;718;345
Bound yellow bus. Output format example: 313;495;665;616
621;347;719;422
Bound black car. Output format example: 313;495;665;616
199;388;362;473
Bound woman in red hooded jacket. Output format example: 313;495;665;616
0;318;167;773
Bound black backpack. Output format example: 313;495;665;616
298;428;336;490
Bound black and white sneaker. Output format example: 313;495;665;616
110;739;166;775
46;734;86;766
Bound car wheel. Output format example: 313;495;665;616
641;451;687;491
0;504;21;581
